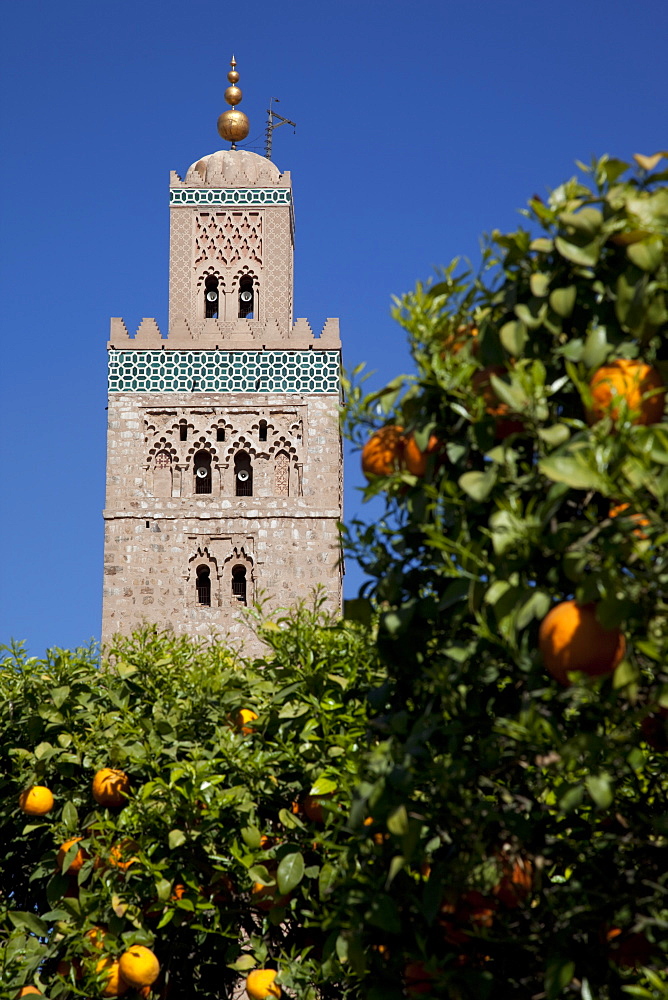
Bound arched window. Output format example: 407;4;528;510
193;450;212;494
258;420;268;442
232;565;247;605
274;450;289;497
196;565;211;606
216;427;225;442
204;275;219;318
238;276;254;318
179;422;188;441
234;451;253;496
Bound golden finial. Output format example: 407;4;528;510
217;55;250;149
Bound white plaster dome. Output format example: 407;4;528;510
185;149;282;186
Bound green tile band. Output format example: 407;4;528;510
108;350;340;393
170;188;292;206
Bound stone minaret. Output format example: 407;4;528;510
102;61;342;651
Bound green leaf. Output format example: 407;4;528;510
546;957;576;1000
51;685;71;709
310;776;337;796
8;911;49;936
387;805;409;836
277;851;305;894
61;800;78;831
538;424;570;446
318;862;337;901
627;234;663;272
585;773;613;810
241;826;261;849
459;468;497;501
500;319;528;355
549;286;577;318
530;273;550;297
582;325;612;368
530;237;554;253
278;807;304;830
168;829;187;849
516;590;551;631
539;453;608;491
555;235;600;267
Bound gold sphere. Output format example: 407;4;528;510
224;85;243;106
227;70;240;84
217;109;250;143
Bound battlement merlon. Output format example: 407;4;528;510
108;316;340;350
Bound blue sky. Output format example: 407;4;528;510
1;0;666;655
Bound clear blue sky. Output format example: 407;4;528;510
1;0;666;655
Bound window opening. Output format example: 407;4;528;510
194;450;212;494
232;565;247;605
145;521;150;528
180;424;188;441
234;451;253;496
204;275;219;319
216;427;226;442
258;420;267;442
238;276;254;318
196;565;211;606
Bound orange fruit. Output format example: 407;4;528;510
609;502;650;539
538;600;626;685
403;961;437;996
251;880;290;912
441;323;479;357
606;928;653;968
233;708;258;734
92;768;130;808
588;359;665;426
119;946;160;989
56;837;88;873
493;853;533;908
472;366;524;439
96;958;130;997
18;786;54;816
361;425;404;478
402;433;442;476
107;838;139;871
16;989;43;997
245;969;281;999
302;793;332;823
84;925;109;952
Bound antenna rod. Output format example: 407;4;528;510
265;98;297;160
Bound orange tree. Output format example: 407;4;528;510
337;154;668;999
0;602;383;1000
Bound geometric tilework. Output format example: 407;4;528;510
170;188;291;206
108;350;340;394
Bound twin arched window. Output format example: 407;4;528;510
202;275;257;319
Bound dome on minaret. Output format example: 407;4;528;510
185;149;282;187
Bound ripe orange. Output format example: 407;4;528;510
402;433;442;476
538;600;626;685
606;928;653;968
493;853;533;908
609;502;650;539
472;366;524;439
361;425;404;478
96;958;130;997
92;768;130;808
403;961;437;996
302;793;332;823
440;323;479;357
251;879;290;912
56;837;88;873
16;989;43;997
18;786;54;816
107;838;139;871
439;890;495;946
83;925;109;952
245;969;281;999
118;946;160;988
233;708;258;734
588;359;665;426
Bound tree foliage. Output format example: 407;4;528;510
4;153;668;1000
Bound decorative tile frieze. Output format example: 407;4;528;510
170;188;291;206
108;350;340;394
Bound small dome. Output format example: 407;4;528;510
185;149;282;187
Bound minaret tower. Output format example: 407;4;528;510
102;61;342;651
